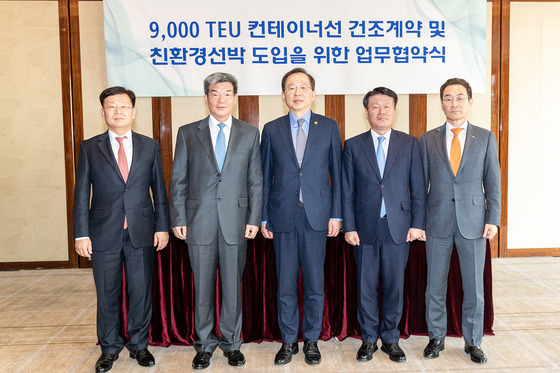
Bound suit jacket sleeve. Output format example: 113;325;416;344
483;131;501;226
329;121;343;219
260;123;272;223
246;127;263;226
341;139;356;232
151;142;170;232
169;127;189;228
409;137;427;229
72;141;91;238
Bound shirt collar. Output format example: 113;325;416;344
108;129;132;142
209;114;233;129
289;110;312;128
446;120;468;135
370;128;392;142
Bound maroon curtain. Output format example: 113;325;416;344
120;235;493;346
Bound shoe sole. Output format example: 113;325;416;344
424;345;444;359
464;347;487;364
380;346;406;363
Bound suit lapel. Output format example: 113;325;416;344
302;113;321;166
196;116;218;171
359;131;382;181
97;131;124;183
434;124;454;175
278;114;299;168
457;122;478;175
222;118;242;171
128;131;144;182
384;131;400;177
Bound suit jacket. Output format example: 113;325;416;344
169;116;263;246
419;122;501;239
261;112;342;233
73;131;170;250
342;130;426;245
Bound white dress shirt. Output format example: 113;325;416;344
445;120;468;160
208;115;232;151
371;128;392;161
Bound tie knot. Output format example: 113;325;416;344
218;123;226;130
297;118;305;128
451;128;463;137
116;136;126;145
378;136;385;145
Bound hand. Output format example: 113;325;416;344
261;224;273;239
406;228;424;242
75;238;92;258
483;224;498;240
153;231;169;251
172;226;187;240
327;219;341;237
344;231;360;246
245;224;259;239
418;230;427;241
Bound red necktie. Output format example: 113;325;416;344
116;136;128;228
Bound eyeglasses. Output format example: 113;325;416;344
208;91;235;100
104;105;134;112
442;96;468;104
285;85;312;94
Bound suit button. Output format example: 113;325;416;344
299;173;303;177
381;184;385;188
125;188;129;192
295;191;299;195
218;198;222;202
219;178;222;182
452;198;455;202
377;203;381;207
454;181;458;185
121;208;125;211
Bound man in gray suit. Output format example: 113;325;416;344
419;78;500;364
170;72;263;370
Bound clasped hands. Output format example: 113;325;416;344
172;225;260;240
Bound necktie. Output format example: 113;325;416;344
215;123;226;172
296;118;307;167
450;128;463;176
377;136;386;217
116;136;128;229
296;118;307;203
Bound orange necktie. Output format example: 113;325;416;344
116;136;129;228
450;128;463;176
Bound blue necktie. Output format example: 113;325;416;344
215;123;226;172
377;136;386;217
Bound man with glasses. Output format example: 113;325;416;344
261;68;342;366
170;72;263;370
73;86;170;372
420;78;500;364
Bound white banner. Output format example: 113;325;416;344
104;0;486;96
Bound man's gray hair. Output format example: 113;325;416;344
203;72;238;95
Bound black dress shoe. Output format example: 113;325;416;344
464;345;487;364
381;342;406;362
274;342;299;365
303;340;321;365
192;351;213;370
130;348;155;367
356;342;378;362
95;353;118;373
223;350;246;367
424;338;445;359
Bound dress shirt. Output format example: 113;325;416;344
208;115;232;152
445;120;468;159
371;128;392;171
289;110;311;152
108;129;132;171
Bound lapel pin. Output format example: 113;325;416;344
314;121;318;124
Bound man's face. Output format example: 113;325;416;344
101;93;136;135
440;84;473;126
204;82;237;123
282;72;316;116
365;94;396;135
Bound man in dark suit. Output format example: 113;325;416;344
342;87;426;363
420;78;500;364
169;72;263;370
261;68;342;366
73;86;170;373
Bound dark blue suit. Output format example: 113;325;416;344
261;112;342;342
342;129;425;343
73;131;170;354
